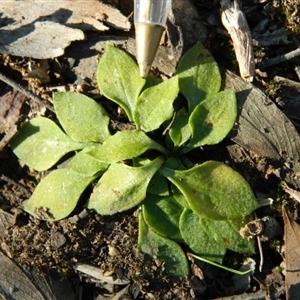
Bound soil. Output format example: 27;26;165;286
1;0;300;299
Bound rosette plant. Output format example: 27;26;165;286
11;42;258;276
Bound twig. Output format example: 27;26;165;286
221;0;255;82
0;125;18;151
295;65;300;80
0;71;54;112
187;252;252;275
257;235;263;272
162;111;176;136
252;212;264;273
257;47;300;69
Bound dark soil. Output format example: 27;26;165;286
1;0;300;299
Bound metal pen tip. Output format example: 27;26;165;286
135;23;165;78
139;63;151;79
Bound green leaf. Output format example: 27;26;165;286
10;117;87;171
138;212;189;277
201;216;256;254
142;194;183;241
161;161;259;220
179;209;226;263
88;130;168;163
171;184;190;209
176;42;221;112
147;171;170;196
24;169;96;220
134;76;179;132
53;92;110;143
88;156;165;215
187;89;237;150
169;107;191;147
66;148;108;177
97;44;146;121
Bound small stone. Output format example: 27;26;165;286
50;231;67;249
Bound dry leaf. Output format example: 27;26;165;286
0;0;131;59
225;70;300;175
282;203;300;299
0;0;130;31
0;21;85;59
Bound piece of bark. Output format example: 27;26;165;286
282;203;300;300
224;70;300;175
0;209;14;234
0;87;26;134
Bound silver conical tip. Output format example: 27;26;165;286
135;23;165;78
139;63;151;78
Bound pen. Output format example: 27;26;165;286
134;0;172;78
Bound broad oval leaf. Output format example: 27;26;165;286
10;117;87;171
201;216;256;254
142;194;184;241
88;156;165;215
138;212;189;277
187;89;237;150
134;76;179;132
179;209;226;263
176;42;221;112
53;92;110;143
97;44;146;121
161;161;259;220
88;130;168;163
24;169;96;220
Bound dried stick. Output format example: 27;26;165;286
0;125;18;151
221;0;255;82
257;47;300;69
0;71;54;112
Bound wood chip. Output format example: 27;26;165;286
74;263;130;285
0;87;25;134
